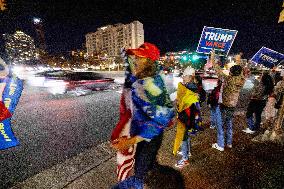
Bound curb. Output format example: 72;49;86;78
11;142;115;189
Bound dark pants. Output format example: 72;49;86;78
112;133;163;189
246;99;267;131
134;133;163;179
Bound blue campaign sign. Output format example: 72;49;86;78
196;26;238;56
250;47;284;68
0;76;23;150
0;119;20;150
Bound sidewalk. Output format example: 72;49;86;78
12;109;284;189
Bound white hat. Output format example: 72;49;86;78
183;66;195;76
169;91;177;101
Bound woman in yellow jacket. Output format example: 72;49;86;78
173;66;202;169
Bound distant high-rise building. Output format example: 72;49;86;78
32;17;47;52
85;21;144;57
3;31;37;64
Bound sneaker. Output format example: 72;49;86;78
242;128;255;134
212;143;224;151
227;144;232;148
175;159;189;169
210;125;215;129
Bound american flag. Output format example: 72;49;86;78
111;89;136;181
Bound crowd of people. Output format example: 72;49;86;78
110;42;284;189
0;40;282;188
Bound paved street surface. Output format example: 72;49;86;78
14;101;283;189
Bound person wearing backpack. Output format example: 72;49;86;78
173;66;202;169
207;79;222;129
211;51;246;151
242;72;274;134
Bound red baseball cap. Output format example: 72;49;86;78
126;42;160;61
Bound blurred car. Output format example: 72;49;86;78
28;70;115;95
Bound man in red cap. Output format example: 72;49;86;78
111;43;175;188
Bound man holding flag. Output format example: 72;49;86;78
111;43;175;188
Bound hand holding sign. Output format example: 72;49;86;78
235;54;241;65
210;50;215;65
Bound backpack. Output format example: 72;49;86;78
198;86;207;103
207;87;220;106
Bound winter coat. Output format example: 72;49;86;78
214;65;245;108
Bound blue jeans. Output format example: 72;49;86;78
217;106;234;148
181;137;191;160
210;105;220;127
246;99;266;131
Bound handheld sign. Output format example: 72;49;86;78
196;26;238;56
0;76;23;150
250;47;284;68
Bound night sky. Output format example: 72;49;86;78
0;0;283;58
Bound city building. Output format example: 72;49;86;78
85;21;144;57
3;31;37;64
71;49;87;59
32;17;47;52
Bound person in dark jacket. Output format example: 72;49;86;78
207;79;222;129
243;72;274;134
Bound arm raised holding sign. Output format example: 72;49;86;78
210;50;225;77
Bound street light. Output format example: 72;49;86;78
33;17;41;24
192;55;199;61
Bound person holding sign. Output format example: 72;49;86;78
211;51;245;151
242;73;274;134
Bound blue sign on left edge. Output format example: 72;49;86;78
250;47;284;68
0;76;23;150
196;26;238;56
